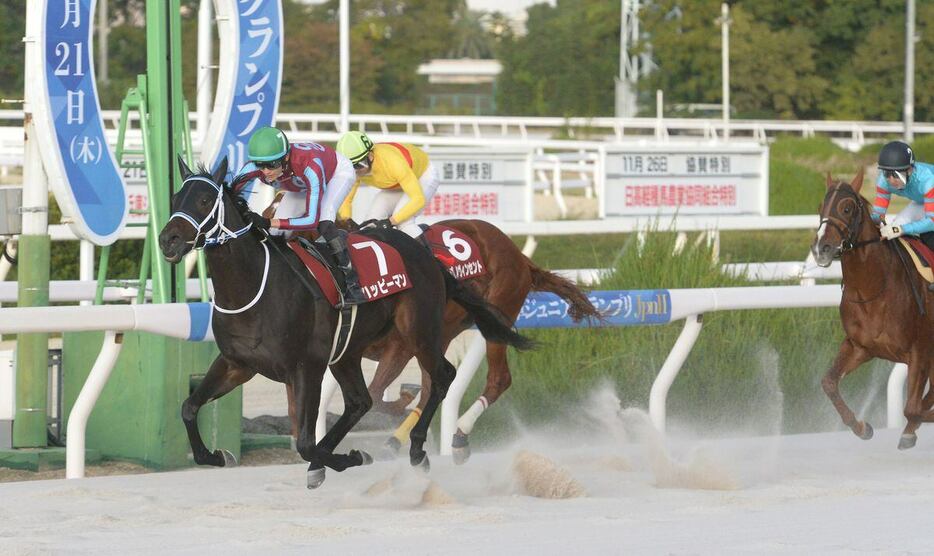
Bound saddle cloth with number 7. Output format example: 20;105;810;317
287;233;412;307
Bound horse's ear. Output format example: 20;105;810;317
177;155;192;180
212;157;229;185
852;168;864;190
826;172;834;190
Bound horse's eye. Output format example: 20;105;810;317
843;206;851;213
199;197;211;207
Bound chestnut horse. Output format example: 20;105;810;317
813;170;934;449
356;219;600;463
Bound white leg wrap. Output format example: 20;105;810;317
456;396;489;436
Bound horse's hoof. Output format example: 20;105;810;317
411;452;430;473
352;449;374;466
857;421;874;440
307;466;326;489
384;436;402;454
898;433;918;451
452;431;471;465
217;449;239;467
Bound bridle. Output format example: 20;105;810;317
818;182;879;255
169;175;268;314
169;176;253;248
820;182;926;314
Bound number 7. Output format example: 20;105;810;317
352;241;388;276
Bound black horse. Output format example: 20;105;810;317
158;157;532;488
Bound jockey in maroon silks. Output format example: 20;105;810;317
231;126;366;305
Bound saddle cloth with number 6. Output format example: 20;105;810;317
287;233;412;307
423;224;487;280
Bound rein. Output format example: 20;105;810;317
823;182;925;315
171;175;321;313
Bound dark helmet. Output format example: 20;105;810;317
878;141;915;171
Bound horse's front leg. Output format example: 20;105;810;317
182;355;254;466
367;343;415;416
821;338;873;439
314;357;374;469
898;356;928;450
290;363;329;489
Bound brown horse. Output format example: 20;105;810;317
812;170;934;449
359;219;600;463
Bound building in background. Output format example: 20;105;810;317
416;58;501;115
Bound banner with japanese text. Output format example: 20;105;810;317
604;144;769;217
515;290;672;328
35;0;128;245
202;0;283;195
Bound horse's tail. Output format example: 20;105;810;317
527;260;603;323
441;268;536;351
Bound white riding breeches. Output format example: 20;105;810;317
366;162;441;237
271;156;357;236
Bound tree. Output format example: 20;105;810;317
636;0;723;112
496;0;619;116
825;3;934;122
729;7;827;118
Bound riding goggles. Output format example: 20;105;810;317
882;169;907;184
255;157;286;170
353;158;371;171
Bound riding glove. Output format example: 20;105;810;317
880;224;903;240
247;212;271;231
373;218;394;230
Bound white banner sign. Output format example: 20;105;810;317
348;148;532;224
603;144;769;216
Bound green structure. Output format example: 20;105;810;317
26;0;240;469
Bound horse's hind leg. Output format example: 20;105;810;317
451;341;510;465
367;342;415;416
182;355;254;467
821;339;873;439
409;354;457;470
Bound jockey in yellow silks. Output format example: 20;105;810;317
335;131;440;238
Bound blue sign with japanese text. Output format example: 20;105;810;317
515;290;672;328
210;0;283;179
41;0;127;245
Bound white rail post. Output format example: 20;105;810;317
649;314;704;432
440;333;487;456
66;331;124;479
887;363;908;429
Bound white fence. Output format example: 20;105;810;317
0;303;214;478
2;109;931;150
0;283;910;477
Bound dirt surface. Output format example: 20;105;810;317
0;447;309;484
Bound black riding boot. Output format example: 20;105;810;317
327;236;368;305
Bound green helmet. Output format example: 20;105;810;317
248;126;289;162
336;131;374;163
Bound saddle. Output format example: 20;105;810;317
287;232;412;308
897;235;934;283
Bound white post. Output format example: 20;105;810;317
655;89;664;140
66;331;124;479
440;333;486;456
887;363;908;429
97;0;108;84
196;0;214;143
339;0;350;133
720;3;731;140
79;241;94;306
524;151;534;222
649;314;703;432
904;0;915;143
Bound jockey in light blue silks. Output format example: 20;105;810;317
872;141;934;245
